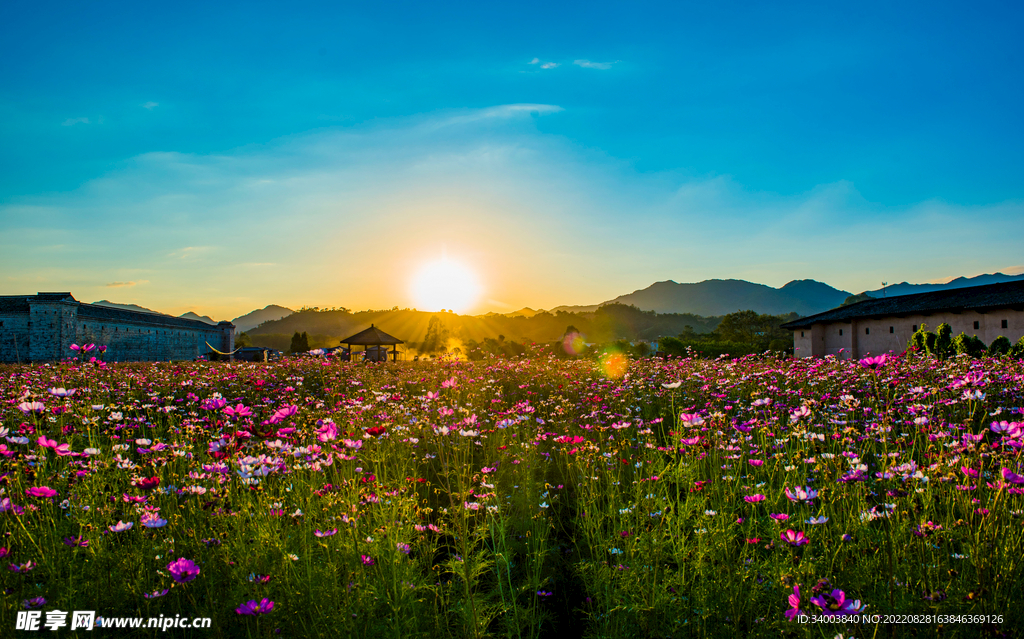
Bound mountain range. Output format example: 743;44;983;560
93;272;1024;334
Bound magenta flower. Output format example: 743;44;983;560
167;558;200;583
784;584;804;621
361;554;375;566
781;529;809;547
743;494;766;503
769;513;790;521
1001;468;1024;485
315;420;338;442
9;561;37;573
223;404;252;420
23;597;46;609
236;598;274;615
25;486;57;499
859;354;888;369
314;528;337;537
748;459;764;467
144;589;169;599
809;589;865;616
108;520;133;533
63;536;89;548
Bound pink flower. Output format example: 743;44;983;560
743;494;766;503
784;486;818;503
167;558;200;583
314;528;337;537
223;404;252;420
236;598;274;615
315;420;338;442
784;584;804;621
859;354;888;370
361;554;375;565
25;486;57;499
781;529;809;547
17;401;45;414
748;459;764;467
1001;468;1024;485
769;513;790;521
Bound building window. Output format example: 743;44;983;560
839;329;843;336
889;326;894;333
913;324;918;332
865;327;870;335
1003;319;1009;329
800;331;805;337
973;321;980;330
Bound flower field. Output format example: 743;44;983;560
1;349;1023;638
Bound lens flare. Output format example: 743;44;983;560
600;352;629;379
562;332;587;356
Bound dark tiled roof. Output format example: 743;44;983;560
340;324;404;345
0;293;231;331
0;296;32;313
782;281;1024;329
78;303;229;330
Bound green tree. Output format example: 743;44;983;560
422;316;450;354
290;332;303;354
235;332;253;348
988;335;1012;357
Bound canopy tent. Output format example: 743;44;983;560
339;324;404;362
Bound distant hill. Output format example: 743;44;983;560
600;279;851;316
232;305;293;332
179;311;217;324
92;300;163;314
865;272;1024;298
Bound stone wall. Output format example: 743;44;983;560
0;293;234;363
793;308;1024;359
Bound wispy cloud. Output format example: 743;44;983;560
142;102;159;110
62;117;90;126
169;246;214;260
574;60;617;70
105;280;148;288
528;58;558;69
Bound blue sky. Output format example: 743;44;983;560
2;1;1023;318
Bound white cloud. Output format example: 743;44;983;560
105;280;148;288
62;117;90;126
528;57;540;65
540;62;558;69
574;60;616;70
142;102;159;110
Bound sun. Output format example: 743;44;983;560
410;259;482;313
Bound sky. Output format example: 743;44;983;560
2;0;1023;320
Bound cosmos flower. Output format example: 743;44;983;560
314;528;337;537
18;401;45;414
1001;468;1024;485
25;486;57;499
108;521;133;533
781;530;809;547
743;494;766;503
235;598;274;615
784;486;818;504
167;558;200;583
810;589;866;616
144;589;169;599
23;597;46;609
784;585;804;621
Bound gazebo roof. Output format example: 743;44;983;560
339;324;405;346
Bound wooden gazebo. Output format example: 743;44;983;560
339;324;404;362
